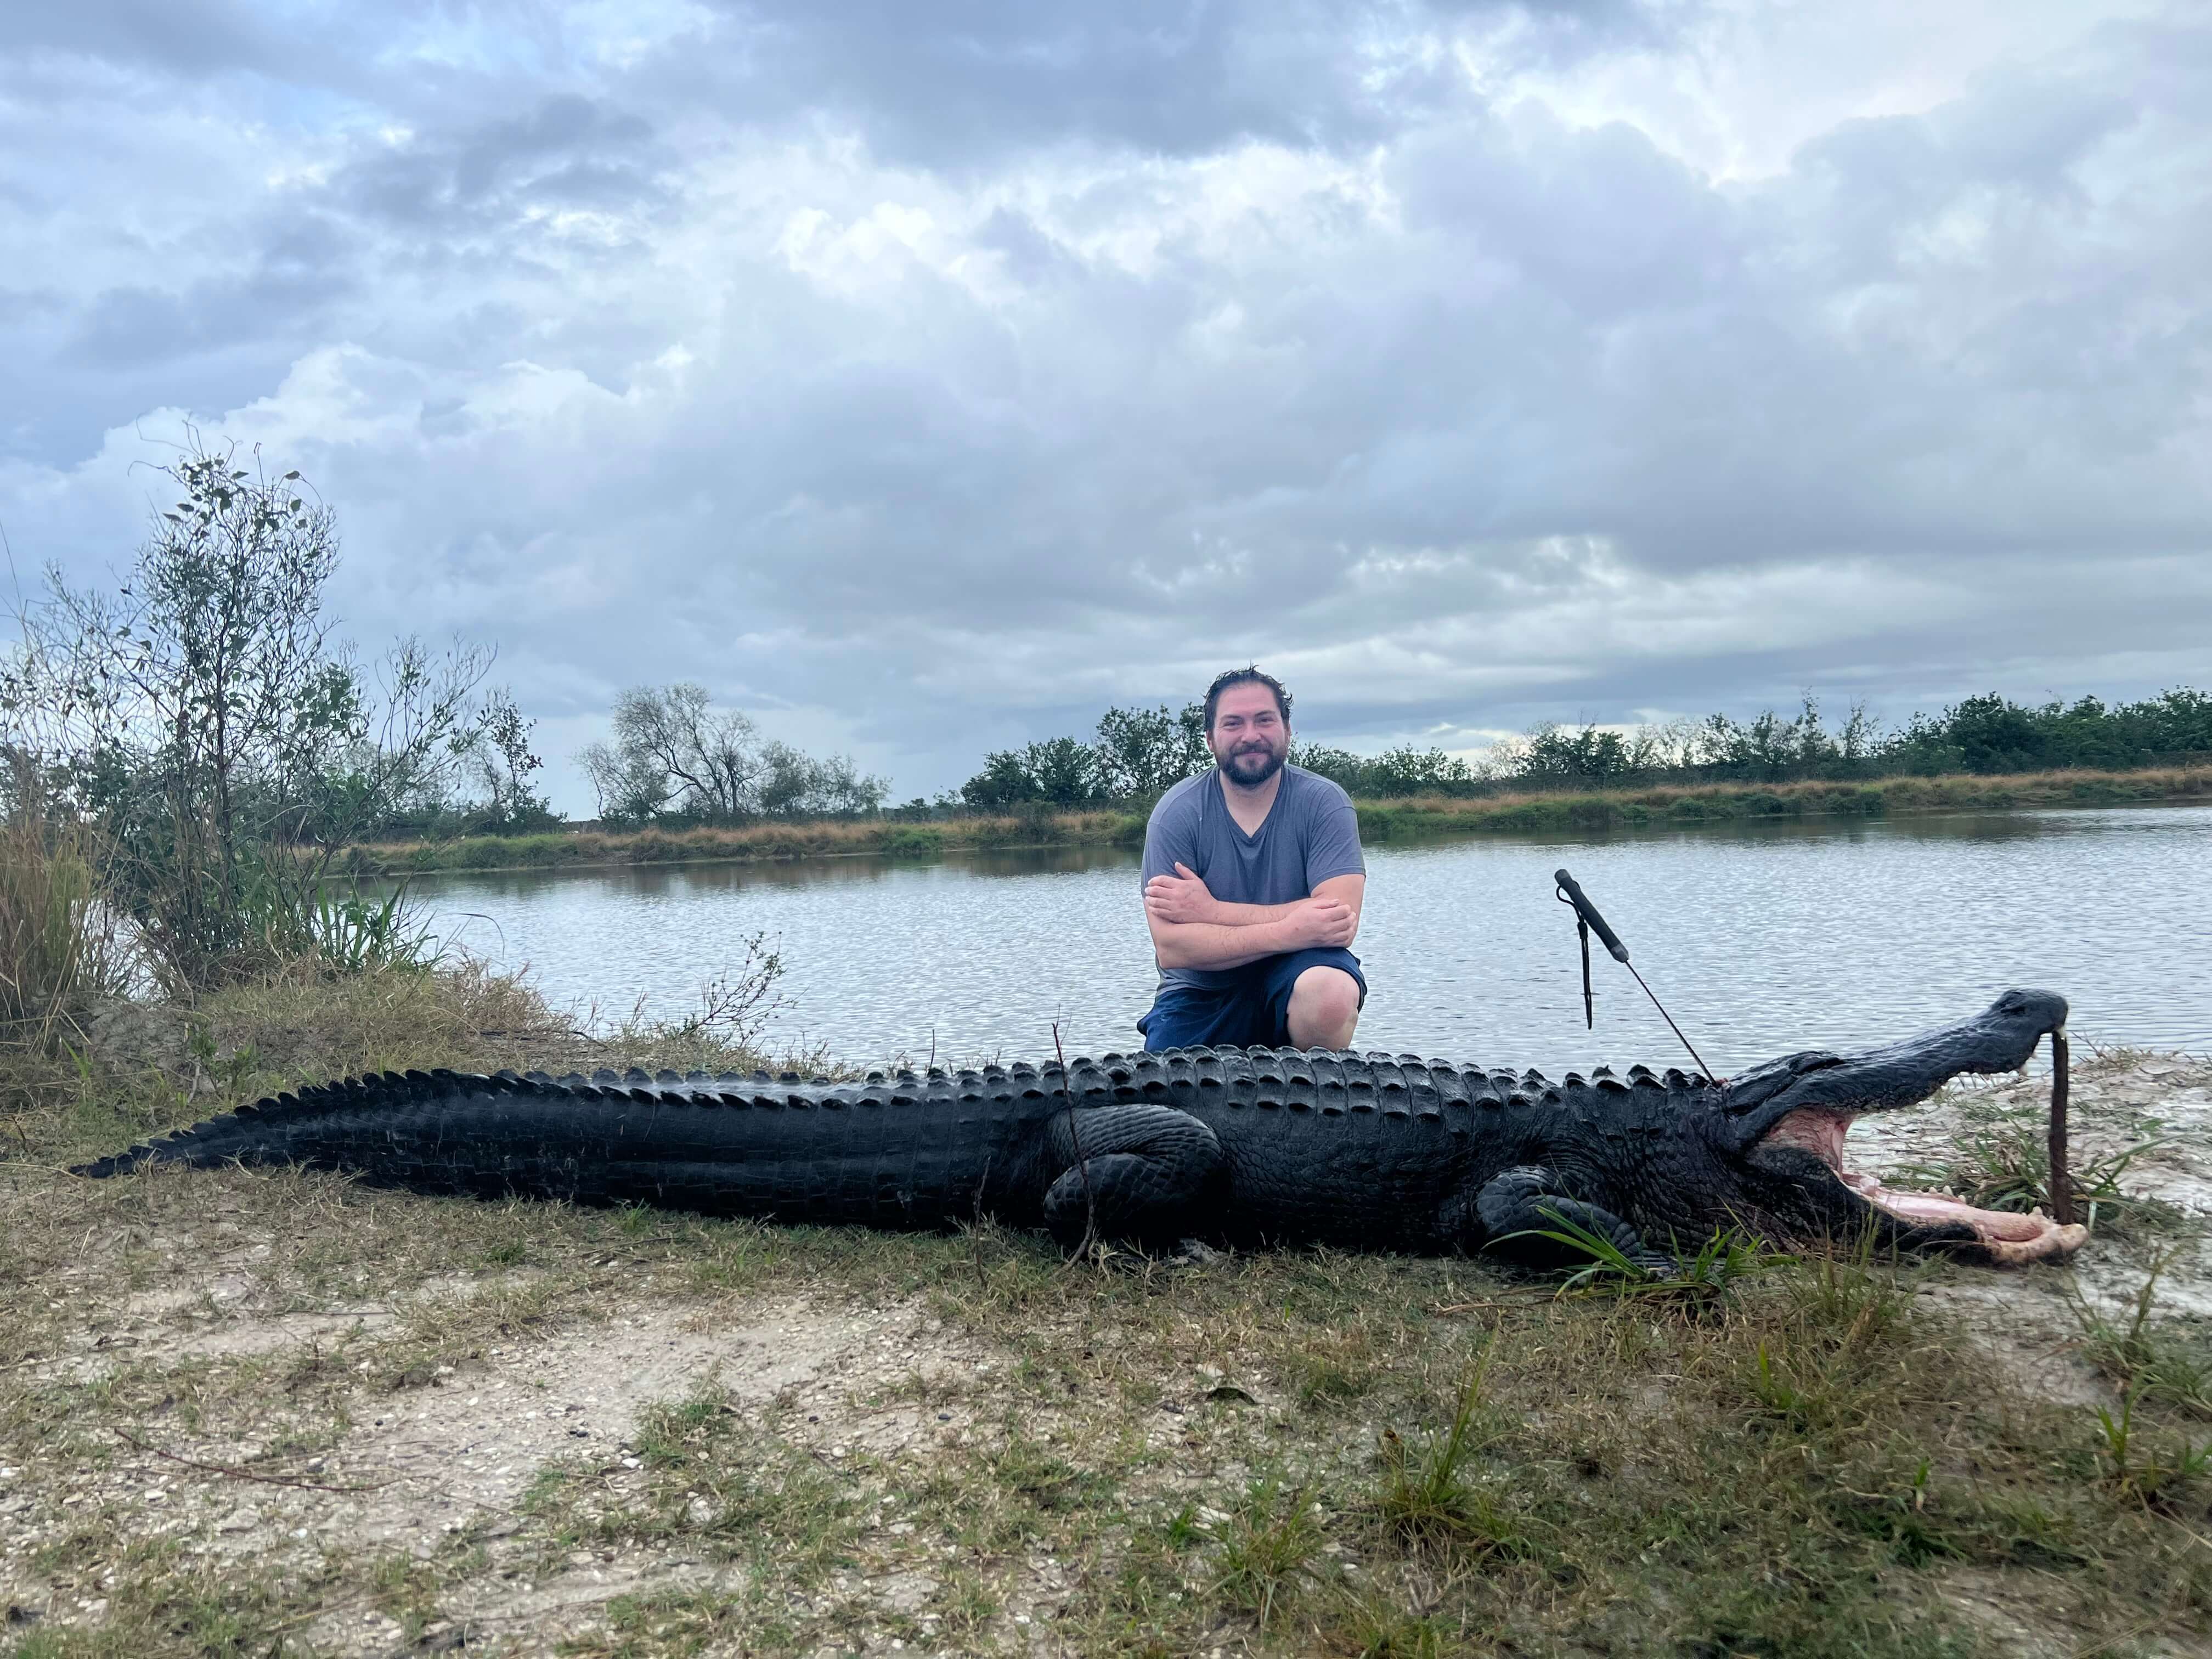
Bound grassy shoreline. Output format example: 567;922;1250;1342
4;965;2209;1656
332;765;2212;878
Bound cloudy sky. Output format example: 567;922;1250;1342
3;0;2207;811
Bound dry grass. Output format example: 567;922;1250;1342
2;971;2210;1656
0;801;121;1056
1358;764;2212;839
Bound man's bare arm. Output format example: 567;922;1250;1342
1146;873;1365;971
1146;864;1363;930
1144;862;1305;928
1310;872;1364;941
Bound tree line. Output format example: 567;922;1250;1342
955;689;2212;806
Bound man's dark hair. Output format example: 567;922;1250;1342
1203;666;1292;733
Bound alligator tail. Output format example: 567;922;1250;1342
71;1066;1036;1229
74;1070;574;1186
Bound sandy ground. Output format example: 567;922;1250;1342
1865;1049;2212;1323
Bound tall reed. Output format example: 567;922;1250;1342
0;783;116;1050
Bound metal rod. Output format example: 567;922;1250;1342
2048;1027;2074;1227
1623;960;1720;1082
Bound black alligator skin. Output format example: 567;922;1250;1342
75;990;2069;1268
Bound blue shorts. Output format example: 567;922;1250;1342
1137;948;1367;1052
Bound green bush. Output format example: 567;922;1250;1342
882;827;944;857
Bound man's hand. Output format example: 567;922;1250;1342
1144;862;1220;927
1289;895;1358;949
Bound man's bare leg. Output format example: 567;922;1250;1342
1286;965;1361;1051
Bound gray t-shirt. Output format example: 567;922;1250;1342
1142;764;1366;990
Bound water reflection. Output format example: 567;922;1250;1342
433;840;1140;904
412;805;2212;1068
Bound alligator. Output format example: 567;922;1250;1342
75;989;2086;1268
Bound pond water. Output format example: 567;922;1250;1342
409;805;2212;1071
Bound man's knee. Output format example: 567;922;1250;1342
1286;966;1361;1047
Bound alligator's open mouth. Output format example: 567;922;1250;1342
1763;1109;2088;1265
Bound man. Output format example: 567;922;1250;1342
1137;667;1367;1052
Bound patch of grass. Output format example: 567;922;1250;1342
364;1548;462;1644
1679;1578;1978;1659
921;1565;1001;1646
2067;1255;2212;1418
557;1585;781;1658
1734;1241;1929;1440
1518;1206;1784;1306
1279;1319;1387;1408
977;1426;1118;1519
1372;1356;1522;1560
532;1387;860;1577
1321;1593;1458;1659
1782;1228;1925;1344
4;1525;338;1659
2089;1390;2212;1505
1206;1475;1325;1629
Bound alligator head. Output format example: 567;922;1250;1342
1701;989;2086;1265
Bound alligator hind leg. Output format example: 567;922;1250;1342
1043;1106;1226;1250
1471;1166;1671;1275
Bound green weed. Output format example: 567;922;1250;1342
1519;1207;1781;1305
1372;1355;1522;1559
1206;1475;1325;1629
2066;1255;2212;1418
529;1388;859;1579
2091;1390;2212;1503
557;1586;778;1658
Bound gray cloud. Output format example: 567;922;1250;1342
66;221;357;368
334;95;666;230
635;0;1667;165
0;0;278;80
2;2;2206;809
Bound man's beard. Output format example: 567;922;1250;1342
1223;743;1285;788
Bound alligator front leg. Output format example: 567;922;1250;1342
1472;1166;1672;1275
1042;1105;1226;1250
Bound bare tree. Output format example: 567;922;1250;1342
578;684;884;823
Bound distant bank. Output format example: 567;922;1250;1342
329;765;2212;878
